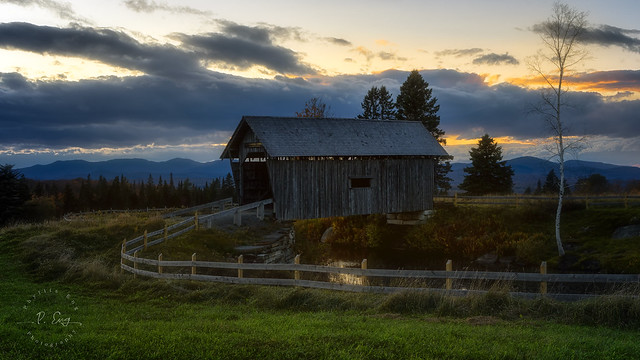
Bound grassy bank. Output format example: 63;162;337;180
2;210;640;358
294;203;640;273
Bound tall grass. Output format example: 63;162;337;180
3;209;640;329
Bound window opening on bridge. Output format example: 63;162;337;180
350;177;372;189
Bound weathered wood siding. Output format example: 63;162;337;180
267;158;435;220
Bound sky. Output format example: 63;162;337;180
0;0;639;169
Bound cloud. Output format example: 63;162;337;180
472;53;519;66
580;25;640;53
177;33;316;76
0;22;315;78
0;0;89;23
123;0;210;16
567;70;640;92
532;22;640;54
1;64;639;166
351;46;406;62
325;37;351;46
435;48;484;58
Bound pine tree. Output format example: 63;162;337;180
358;86;396;120
0;164;30;225
396;70;451;193
542;170;560;194
458;134;514;195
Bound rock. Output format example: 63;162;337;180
320;226;334;243
498;256;515;265
475;252;498;265
612;224;640;240
580;258;601;272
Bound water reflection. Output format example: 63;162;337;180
327;260;364;285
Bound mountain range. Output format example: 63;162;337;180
17;156;640;192
18;158;232;186
451;156;640;192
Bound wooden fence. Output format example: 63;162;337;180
436;194;640;209
162;198;233;218
119;196;640;300
120;253;640;301
121;199;273;256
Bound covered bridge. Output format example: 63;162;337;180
220;116;448;220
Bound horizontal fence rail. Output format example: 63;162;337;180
436;194;640;209
121;199;273;255
162;198;233;218
121;250;640;301
119;197;639;300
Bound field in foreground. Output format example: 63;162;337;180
1;213;640;359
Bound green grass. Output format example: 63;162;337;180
2;211;640;358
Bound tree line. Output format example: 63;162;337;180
0;163;235;226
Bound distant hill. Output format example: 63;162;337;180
18;156;640;193
451;156;640;193
18;158;232;186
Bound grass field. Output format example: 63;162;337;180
1;210;640;359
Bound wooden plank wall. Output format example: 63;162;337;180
267;158;435;220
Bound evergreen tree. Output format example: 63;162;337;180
62;183;77;213
534;179;543;195
396;70;451;193
575;174;608;194
542;170;560;194
458;134;514;195
78;174;93;211
0;164;30;225
358;86;396;120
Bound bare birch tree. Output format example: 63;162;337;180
529;2;588;256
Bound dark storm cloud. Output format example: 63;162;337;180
567;70;640;91
580;25;640;53
123;0;210;16
532;22;640;53
472;53;519;66
0;22;203;79
0;22;316;77
0;0;89;23
178;33;316;75
1;65;639;153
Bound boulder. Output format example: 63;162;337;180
475;252;498;265
612;225;640;240
320;227;334;243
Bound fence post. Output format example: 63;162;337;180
191;253;197;275
121;238;126;273
158;253;163;274
163;223;168;241
195;211;199;231
234;210;242;226
294;254;300;281
453;192;458;207
585;196;590;210
133;250;139;278
515;194;519;208
238;255;243;278
624;195;629;209
143;230;148;250
540;261;547;295
445;260;453;290
361;258;368;286
257;201;265;220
